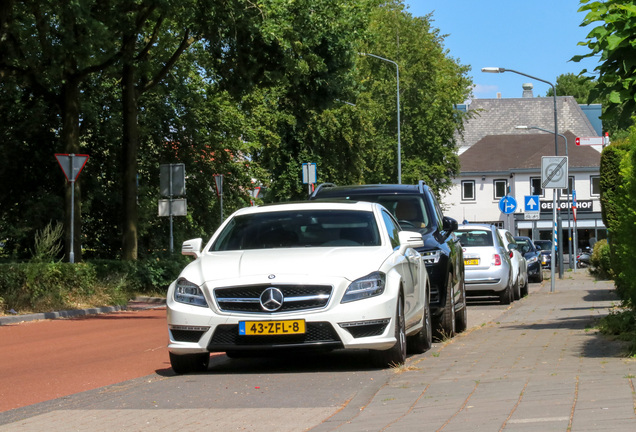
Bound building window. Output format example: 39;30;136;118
561;176;575;195
462;180;475;200
493;179;507;200
591;175;601;196
530;177;543;197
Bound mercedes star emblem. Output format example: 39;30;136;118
260;287;284;312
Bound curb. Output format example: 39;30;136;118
0;297;166;326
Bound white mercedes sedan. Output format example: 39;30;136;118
167;201;431;373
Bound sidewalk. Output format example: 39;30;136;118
312;269;636;431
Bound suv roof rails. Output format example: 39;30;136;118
418;180;427;194
311;182;336;198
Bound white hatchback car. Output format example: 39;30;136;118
167;201;431;373
498;229;528;300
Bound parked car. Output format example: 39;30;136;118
498;229;528;299
310;181;467;338
455;224;514;304
167;201;431;373
514;236;543;283
533;240;553;269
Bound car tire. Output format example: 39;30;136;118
513;276;521;301
520;276;529;297
374;293;407;367
499;279;512;305
537;267;543;283
407;291;432;354
435;276;456;340
169;352;210;375
455;282;468;333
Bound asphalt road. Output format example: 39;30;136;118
0;293;508;414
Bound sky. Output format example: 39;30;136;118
404;0;600;100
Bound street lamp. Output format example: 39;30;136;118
484;67;560;290
360;52;401;184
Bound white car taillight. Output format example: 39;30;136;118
493;254;502;266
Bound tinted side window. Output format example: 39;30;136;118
381;210;401;249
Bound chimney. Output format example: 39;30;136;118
522;83;534;98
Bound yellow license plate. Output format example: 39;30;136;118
464;259;479;266
239;319;306;335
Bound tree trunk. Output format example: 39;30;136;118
60;78;82;262
121;61;139;261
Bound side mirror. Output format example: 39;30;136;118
442;216;458;233
182;238;203;258
398;230;424;249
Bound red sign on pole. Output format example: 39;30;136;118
55;154;89;182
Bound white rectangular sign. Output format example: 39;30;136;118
541;156;568;189
575;136;604;146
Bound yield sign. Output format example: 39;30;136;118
55;154;89;182
524;195;540;212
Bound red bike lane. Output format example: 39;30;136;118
0;308;171;412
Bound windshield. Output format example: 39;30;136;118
515;238;533;254
455;229;494;247
348;195;429;230
210;210;381;251
534;240;552;251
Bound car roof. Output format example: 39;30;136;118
311;183;428;198
457;223;496;231
232;200;380;217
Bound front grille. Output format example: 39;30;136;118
214;284;332;313
208;322;341;348
171;329;205;343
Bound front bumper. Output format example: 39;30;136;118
166;280;402;355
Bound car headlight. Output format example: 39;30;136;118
527;256;538;264
342;271;386;303
174;278;208;307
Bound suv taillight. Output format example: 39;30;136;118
509;250;514;259
493;254;502;266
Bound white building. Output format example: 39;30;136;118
444;85;605;252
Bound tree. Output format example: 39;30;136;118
0;1;121;261
547;73;599;103
356;2;472;194
573;0;636;129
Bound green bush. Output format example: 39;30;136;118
597;309;636;357
590;239;612;280
0;253;189;314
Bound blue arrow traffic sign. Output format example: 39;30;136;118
499;195;517;214
524;195;540;212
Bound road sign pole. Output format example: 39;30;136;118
68;155;75;264
551;191;556;293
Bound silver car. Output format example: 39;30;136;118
498;229;528;300
456;224;514;304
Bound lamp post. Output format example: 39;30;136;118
483;67;560;291
360;52;401;184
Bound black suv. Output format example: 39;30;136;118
310;181;467;338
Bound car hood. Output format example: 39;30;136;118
182;247;391;283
